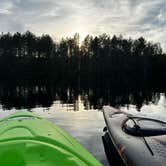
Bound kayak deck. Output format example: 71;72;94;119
103;106;166;166
0;111;102;166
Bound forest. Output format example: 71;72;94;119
0;31;165;110
0;31;165;88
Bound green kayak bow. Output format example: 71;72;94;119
0;111;102;166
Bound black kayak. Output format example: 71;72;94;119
102;106;166;166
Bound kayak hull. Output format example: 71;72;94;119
103;106;166;166
102;132;124;166
0;111;102;166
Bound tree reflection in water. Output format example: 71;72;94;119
0;84;162;111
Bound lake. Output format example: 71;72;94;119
0;85;166;166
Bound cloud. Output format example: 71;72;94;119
0;0;166;50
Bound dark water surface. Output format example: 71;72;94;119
0;85;166;166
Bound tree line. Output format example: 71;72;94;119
0;31;165;91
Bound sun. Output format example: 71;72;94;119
78;32;88;43
72;27;89;45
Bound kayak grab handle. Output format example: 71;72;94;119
103;126;107;132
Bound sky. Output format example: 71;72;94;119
0;0;166;50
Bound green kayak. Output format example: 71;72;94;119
0;111;102;166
